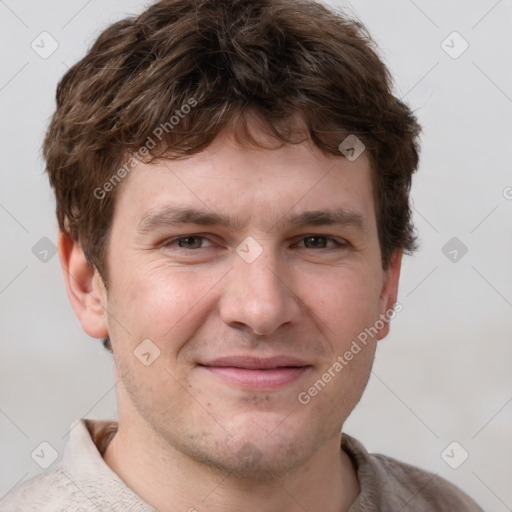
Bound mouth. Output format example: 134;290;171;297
198;356;312;390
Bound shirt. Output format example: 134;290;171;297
0;418;484;512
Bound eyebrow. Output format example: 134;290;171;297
136;206;368;234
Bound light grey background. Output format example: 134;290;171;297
1;0;511;510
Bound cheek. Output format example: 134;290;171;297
108;261;222;348
311;268;381;409
299;264;382;344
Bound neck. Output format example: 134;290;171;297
103;413;360;512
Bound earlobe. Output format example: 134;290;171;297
58;231;109;339
376;249;403;341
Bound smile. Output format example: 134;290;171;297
198;356;312;390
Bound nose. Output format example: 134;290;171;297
219;248;302;336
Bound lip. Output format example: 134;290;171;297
199;356;312;390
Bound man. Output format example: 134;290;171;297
1;0;484;510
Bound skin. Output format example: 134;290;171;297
59;118;402;512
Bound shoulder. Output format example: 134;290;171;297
373;452;484;511
0;463;91;512
342;434;485;512
0;419;153;512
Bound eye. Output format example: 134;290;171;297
160;234;348;252
297;235;347;249
163;236;213;250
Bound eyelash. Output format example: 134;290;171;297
161;235;349;250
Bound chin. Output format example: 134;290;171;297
189;411;329;479
207;439;308;480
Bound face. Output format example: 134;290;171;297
87;123;400;476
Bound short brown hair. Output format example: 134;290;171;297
45;0;420;291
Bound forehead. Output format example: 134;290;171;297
113;126;376;235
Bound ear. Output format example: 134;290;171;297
376;248;402;341
58;231;109;339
